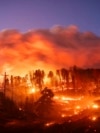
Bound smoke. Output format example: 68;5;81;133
0;25;100;75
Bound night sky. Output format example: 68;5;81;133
0;0;100;75
0;0;100;35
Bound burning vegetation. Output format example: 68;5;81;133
0;66;100;132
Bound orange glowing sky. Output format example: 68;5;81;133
0;25;100;76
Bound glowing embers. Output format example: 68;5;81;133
53;94;100;123
19;107;22;111
92;104;99;109
53;95;82;104
89;116;98;121
92;116;97;121
45;121;55;127
61;114;66;118
74;105;81;115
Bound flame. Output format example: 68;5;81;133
53;95;82;103
92;104;99;109
91;116;97;121
45;122;55;127
28;88;37;94
61;114;66;118
75;105;81;109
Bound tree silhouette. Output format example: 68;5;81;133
34;87;54;118
34;69;45;91
56;69;62;90
48;70;54;87
61;68;69;90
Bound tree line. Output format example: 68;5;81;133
1;66;100;101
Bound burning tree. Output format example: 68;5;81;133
48;70;55;87
30;69;45;91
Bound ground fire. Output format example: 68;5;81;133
0;66;100;132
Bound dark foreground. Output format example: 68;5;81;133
0;117;100;133
0;92;100;132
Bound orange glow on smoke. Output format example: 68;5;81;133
0;26;100;76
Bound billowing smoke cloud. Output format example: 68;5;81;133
0;25;100;76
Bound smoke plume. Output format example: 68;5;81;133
0;25;100;75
